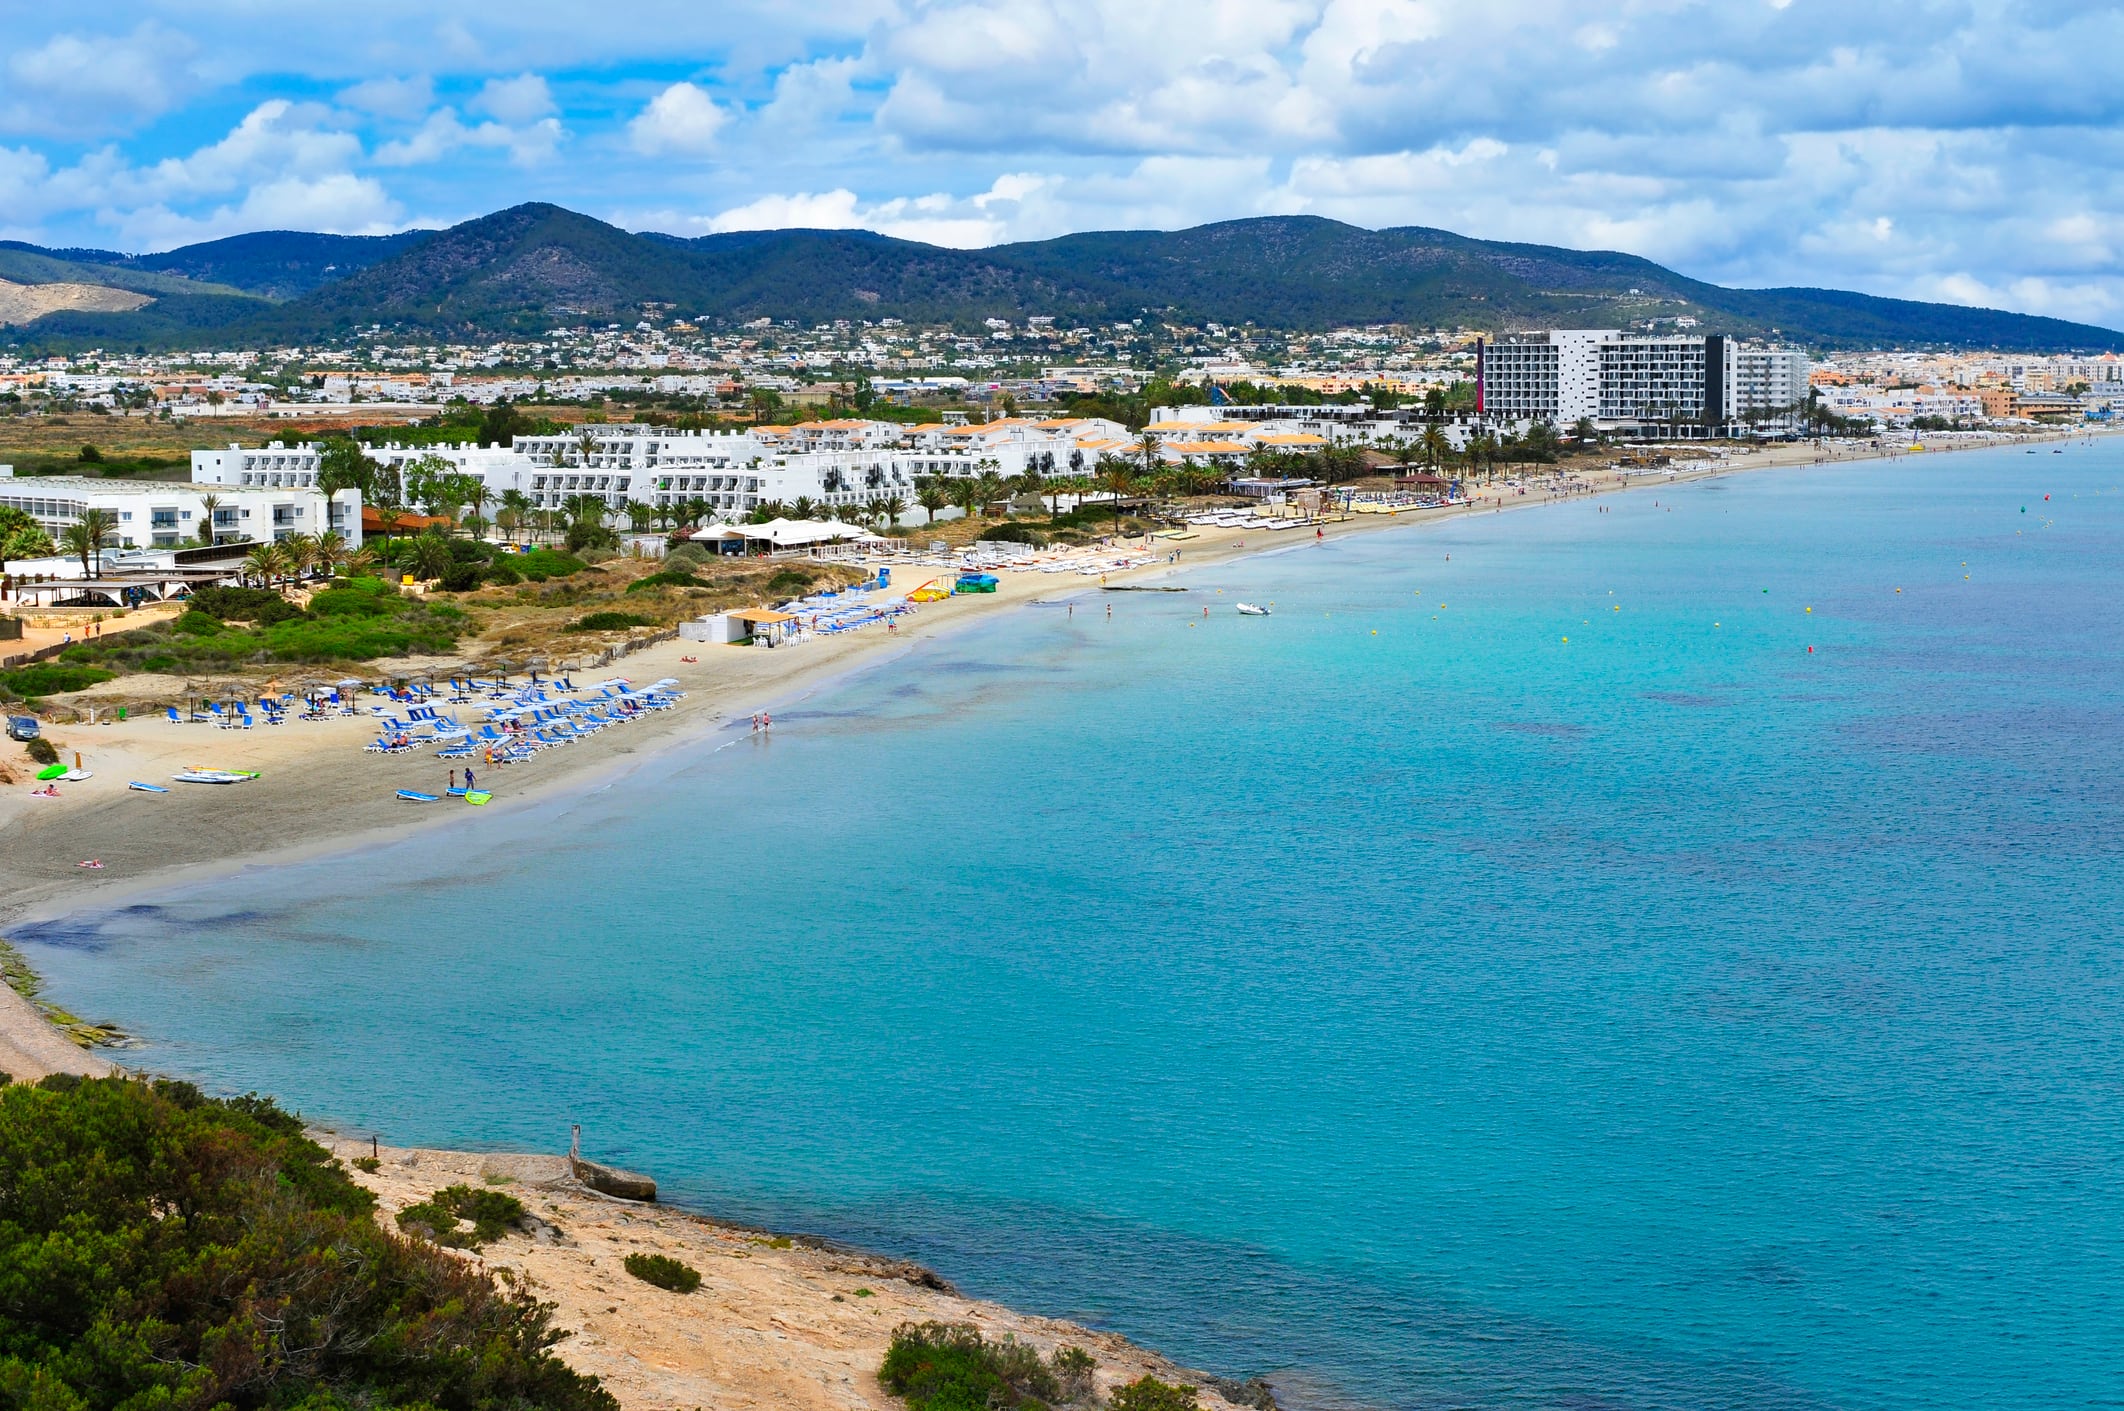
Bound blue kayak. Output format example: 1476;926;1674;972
395;789;440;803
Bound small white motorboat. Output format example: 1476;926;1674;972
1235;602;1272;616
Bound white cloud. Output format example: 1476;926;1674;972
116;173;403;249
340;75;435;120
629;82;727;156
1;26;196;137
375;108;563;167
470;73;557;125
126;102;364;204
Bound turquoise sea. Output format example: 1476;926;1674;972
20;443;2124;1410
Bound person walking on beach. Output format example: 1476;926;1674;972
449;769;457;792
464;766;475;793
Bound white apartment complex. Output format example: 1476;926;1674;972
196;418;1132;523
1483;332;1809;429
0;466;361;554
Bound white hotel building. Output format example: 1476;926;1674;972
0;465;360;555
194;418;1132;523
1482;332;1809;431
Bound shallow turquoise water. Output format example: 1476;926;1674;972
23;444;2124;1410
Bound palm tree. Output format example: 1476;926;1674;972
878;492;907;531
314;530;349;578
59;521;99;578
1418;423;1451;474
573;429;600;468
1102;457;1138;528
281;532;319;581
973;467;1005;518
947;477;983;522
60;507;119;577
407;529;453;582
790;495;817;521
626;500;654;534
499;490;532;544
916;482;950;525
242;542;284;588
197;493;224;546
1134;429;1162;482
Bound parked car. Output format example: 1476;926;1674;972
6;716;39;742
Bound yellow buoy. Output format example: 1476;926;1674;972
1562;636;1569;643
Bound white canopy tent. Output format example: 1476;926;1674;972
690;519;883;551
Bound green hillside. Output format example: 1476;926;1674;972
0;243;252;299
130;228;435;298
3;205;2117;351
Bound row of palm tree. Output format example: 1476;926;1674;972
236;530;359;589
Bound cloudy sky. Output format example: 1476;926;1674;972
3;1;2120;324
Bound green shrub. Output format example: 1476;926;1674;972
24;736;59;766
438;562;484;593
664;543;712;570
188;585;299;623
395;1183;529;1249
879;1322;1093;1410
624;569;702;593
1;664;114;697
566;521;619;554
308;585;394;617
483;558;523;586
567;611;654;632
172;610;224;636
978;522;1048;546
0;1077;615;1411
623;1253;702;1293
512;548;586;582
1109;1376;1199;1411
766;568;817;596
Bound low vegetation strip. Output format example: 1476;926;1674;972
0;1075;616;1411
622;1252;703;1293
54;574;464;674
880;1322;1107;1411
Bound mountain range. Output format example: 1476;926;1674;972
3;203;2117;353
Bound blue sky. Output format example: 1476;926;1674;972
3;1;2121;325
